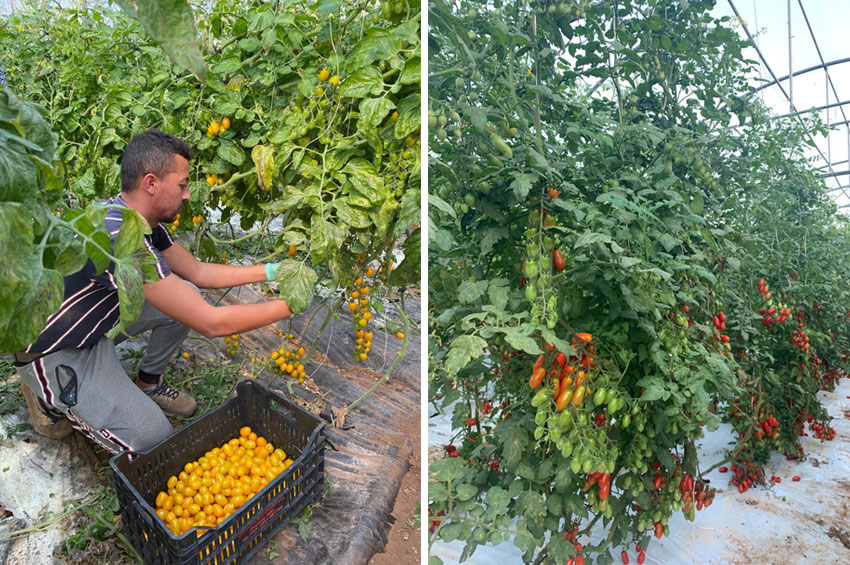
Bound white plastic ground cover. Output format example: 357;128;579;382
429;379;850;564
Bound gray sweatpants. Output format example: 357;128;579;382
17;300;190;454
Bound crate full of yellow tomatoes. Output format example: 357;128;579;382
110;379;325;564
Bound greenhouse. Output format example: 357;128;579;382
428;1;850;563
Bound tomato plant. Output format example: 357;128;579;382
1;0;421;372
428;0;850;563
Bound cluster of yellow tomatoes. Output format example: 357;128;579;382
205;173;225;187
272;332;307;383
317;67;340;87
168;213;204;235
153;426;294;537
169;213;181;235
224;334;239;356
349;269;375;361
206;116;231;137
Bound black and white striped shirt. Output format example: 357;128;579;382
24;196;173;354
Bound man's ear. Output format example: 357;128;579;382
141;172;158;195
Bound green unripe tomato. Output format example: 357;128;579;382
557;409;572;431
532;388;549;407
570;458;581;474
593;388;608;406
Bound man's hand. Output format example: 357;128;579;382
265;261;283;281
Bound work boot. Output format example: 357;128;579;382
144;378;197;417
20;381;73;439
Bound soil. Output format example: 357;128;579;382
368;406;421;565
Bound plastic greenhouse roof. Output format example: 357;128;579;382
710;1;850;209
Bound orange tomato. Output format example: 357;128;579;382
529;366;546;388
555;388;573;411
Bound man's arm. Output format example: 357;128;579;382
143;274;291;338
161;243;267;289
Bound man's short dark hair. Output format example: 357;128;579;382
120;129;193;192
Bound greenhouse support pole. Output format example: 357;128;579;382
788;0;793;113
827;73;831;171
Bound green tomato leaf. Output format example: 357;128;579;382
500;326;542;355
510;172;535;201
113;208;152;262
217;139;246;167
455;483;478;501
399;56;420;85
499;420;529;469
0;204;64;352
373;197;399;239
51;237;87;278
110;256;147;336
394;93;421;139
334;198;372;229
273;260;318;315
339;66;384;98
429;194;457;219
358;97;396;134
396;188;420;235
113;0;206;82
310;216;345;264
429;457;467;482
458;280;489;304
345;29;403;73
189;180;210;208
344;158;386;204
444;335;488;377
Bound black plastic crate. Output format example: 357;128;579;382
110;379;325;564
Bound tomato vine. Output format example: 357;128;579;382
428;1;850;563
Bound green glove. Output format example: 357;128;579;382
265;261;283;281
